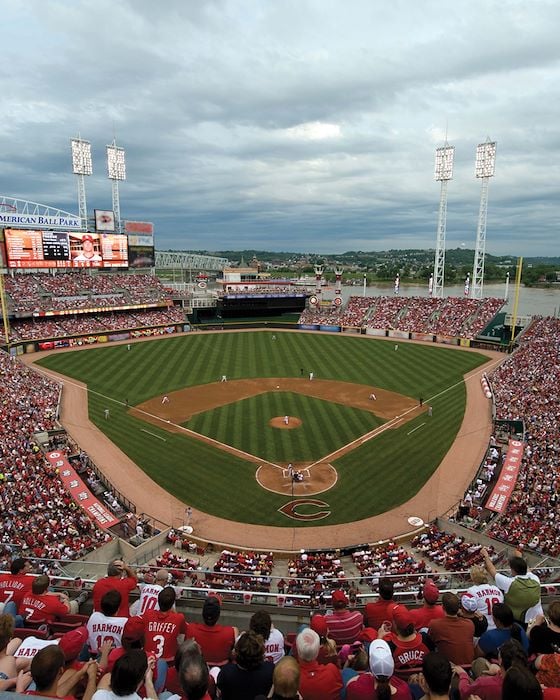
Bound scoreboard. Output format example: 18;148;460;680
4;229;128;269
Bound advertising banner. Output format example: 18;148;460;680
45;451;119;529
125;221;154;234
128;234;154;247
388;330;410;339
365;328;387;337
411;332;434;342
436;335;458;345
94;209;116;232
486;439;524;514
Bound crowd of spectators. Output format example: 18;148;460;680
2;307;184;342
412;526;498;573
3;272;171;314
0;351;110;563
352;541;431;592
483;316;560;556
298;295;504;339
0;538;558;700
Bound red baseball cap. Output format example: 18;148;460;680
310;614;328;637
123;615;145;641
423;580;439;604
392;605;414;630
332;589;348;605
58;626;88;661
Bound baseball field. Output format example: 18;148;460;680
36;330;494;537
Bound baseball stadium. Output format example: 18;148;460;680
1;185;559;692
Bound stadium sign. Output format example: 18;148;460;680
0;213;81;228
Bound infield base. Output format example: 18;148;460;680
256;461;337;495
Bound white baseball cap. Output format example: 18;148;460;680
369;639;394;678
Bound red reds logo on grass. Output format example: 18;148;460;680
279;499;331;520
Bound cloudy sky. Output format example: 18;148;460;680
1;0;559;255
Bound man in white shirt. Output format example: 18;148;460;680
132;569;170;616
481;547;542;623
87;590;128;655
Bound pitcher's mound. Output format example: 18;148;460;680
256;462;337;495
269;416;302;429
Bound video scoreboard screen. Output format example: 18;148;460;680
4;229;128;269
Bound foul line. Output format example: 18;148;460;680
140;429;167;442
407;423;426;436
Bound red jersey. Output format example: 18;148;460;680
409;604;445;630
92;576;137;617
325;609;363;645
364;599;398;630
20;592;68;623
0;573;34;609
187;622;236;666
144;608;186;661
387;632;432;670
298;659;342;700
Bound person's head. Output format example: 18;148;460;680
158;586;176;613
30;645;66;692
122;616;145;649
498;639;528;671
271;656;300;700
349;645;369;671
502;665;543;700
235;631;265;671
101;589;122;617
392;605;415;638
59;626;89;663
155;569;169;586
31;574;50;595
470;564;488;585
309;614;328;640
509;556;528;576
378;577;394;601
111;649;148;696
296;628;320;663
202;596;221;626
422;652;452;696
368;640;394;700
250;610;272;641
492;602;515;629
82;234;95;257
332;589;348;610
547;601;560;626
178;639;209;700
460;594;478;616
107;559;124;577
0;614;14;653
422;579;439;605
11;557;32;575
441;592;460;616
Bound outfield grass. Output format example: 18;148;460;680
37;331;488;527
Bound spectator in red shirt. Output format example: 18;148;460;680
92;559;137;618
0;558;34;620
364;578;398;630
143;587;186;662
382;605;434;671
295;627;342;700
21;575;81;624
187;596;238;667
410;580;445;631
326;590;363;645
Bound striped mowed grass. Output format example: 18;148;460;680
37;331;488;527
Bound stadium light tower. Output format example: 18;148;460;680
471;139;497;299
107;140;126;233
71;137;93;230
432;142;455;298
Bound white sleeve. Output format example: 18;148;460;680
494;573;512;593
